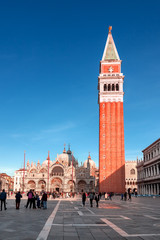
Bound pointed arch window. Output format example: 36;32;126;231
104;84;107;91
108;84;111;91
116;84;119;91
130;169;135;175
112;84;115;91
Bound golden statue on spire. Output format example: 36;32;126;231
109;26;112;33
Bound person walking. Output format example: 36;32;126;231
124;191;127;201
32;190;37;209
121;193;124;200
36;194;41;208
128;189;132;201
109;192;112;200
26;189;33;209
99;192;102;200
81;190;86;207
95;193;100;207
15;191;22;209
0;189;7;211
89;192;94;207
42;191;47;209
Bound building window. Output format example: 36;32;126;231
103;155;106;159
103;134;105;137
103;114;105;118
116;84;119;91
103;124;105;128
108;84;111;91
112;84;115;91
104;84;107;91
103;144;105;148
130;169;135;175
103;165;105;169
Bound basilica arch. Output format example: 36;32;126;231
51;166;64;177
39;168;47;173
77;180;87;193
28;180;36;190
67;180;75;192
30;168;37;173
38;180;46;191
50;177;63;192
89;180;94;192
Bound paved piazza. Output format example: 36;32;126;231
0;196;160;239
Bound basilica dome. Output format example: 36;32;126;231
83;154;96;169
42;159;52;166
57;147;78;167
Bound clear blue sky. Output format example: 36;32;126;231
0;0;160;176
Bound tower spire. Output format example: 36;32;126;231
47;151;50;160
102;26;120;61
108;26;112;33
63;143;66;153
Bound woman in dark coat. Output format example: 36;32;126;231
81;190;86;206
15;191;22;209
95;193;100;207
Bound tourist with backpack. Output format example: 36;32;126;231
26;189;33;209
89;192;94;207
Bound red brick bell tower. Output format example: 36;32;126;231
98;26;125;194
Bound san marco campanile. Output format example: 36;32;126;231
98;26;125;194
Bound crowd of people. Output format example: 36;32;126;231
81;190;102;208
0;188;138;211
0;189;48;210
25;189;48;210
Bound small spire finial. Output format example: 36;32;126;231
109;26;112;33
63;143;66;153
47;151;50;160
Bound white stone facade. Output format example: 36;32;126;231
0;175;9;192
137;138;160;195
125;161;137;192
14;148;98;193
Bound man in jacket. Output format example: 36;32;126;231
15;191;22;209
89;192;94;207
81;190;86;206
42;191;47;209
0;189;7;211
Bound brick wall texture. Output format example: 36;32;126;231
99;101;125;194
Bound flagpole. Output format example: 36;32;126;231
48;151;50;193
72;151;73;191
23;151;25;193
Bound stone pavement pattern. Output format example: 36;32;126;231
0;196;160;239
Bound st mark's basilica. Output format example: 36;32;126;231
14;146;99;194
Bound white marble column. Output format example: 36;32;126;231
157;164;159;175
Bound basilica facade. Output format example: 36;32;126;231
14;146;98;193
